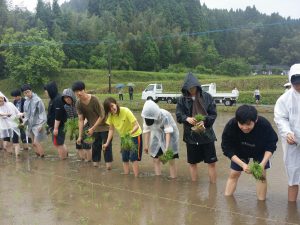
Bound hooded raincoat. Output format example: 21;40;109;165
141;100;179;157
274;64;300;186
0;92;21;138
44;81;67;128
176;73;217;145
23;92;47;140
62;88;77;119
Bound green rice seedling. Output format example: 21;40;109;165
249;161;266;182
194;114;205;122
83;131;95;144
121;133;137;151
64;118;79;141
159;148;174;164
192;114;206;133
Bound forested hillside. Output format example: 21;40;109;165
0;0;300;85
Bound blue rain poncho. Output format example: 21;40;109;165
274;64;300;186
141;100;179;157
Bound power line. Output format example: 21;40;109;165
0;20;299;48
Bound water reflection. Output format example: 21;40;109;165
0;112;299;225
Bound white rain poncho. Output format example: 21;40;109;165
274;64;300;186
0;92;21;138
23;93;47;140
141;100;179;157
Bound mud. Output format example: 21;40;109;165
0;112;299;225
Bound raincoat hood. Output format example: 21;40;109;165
62;88;76;105
181;72;202;96
0;92;8;102
141;100;161;120
289;64;300;84
44;81;58;100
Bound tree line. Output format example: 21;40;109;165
0;0;300;86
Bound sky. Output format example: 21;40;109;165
201;0;300;19
10;0;300;19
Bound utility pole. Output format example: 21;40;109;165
108;44;111;94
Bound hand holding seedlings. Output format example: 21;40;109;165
186;117;197;125
159;149;174;164
242;163;251;174
191;114;206;133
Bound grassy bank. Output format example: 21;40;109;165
0;69;288;105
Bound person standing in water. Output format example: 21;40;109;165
275;63;300;202
176;72;217;183
142;100;179;178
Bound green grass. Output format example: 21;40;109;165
0;69;288;106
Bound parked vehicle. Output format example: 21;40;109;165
201;83;238;106
142;83;238;106
141;84;181;104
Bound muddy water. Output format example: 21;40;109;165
0;112;299;225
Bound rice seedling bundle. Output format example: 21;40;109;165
121;133;137;151
249;161;266;182
159;148;174;164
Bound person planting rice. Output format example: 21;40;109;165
103;97;142;177
44;82;68;160
11;89;32;151
141;100;179;178
21;84;47;158
222;105;278;200
176;72;217;183
0;91;23;157
62;88;92;161
72;81;113;169
274;63;300;202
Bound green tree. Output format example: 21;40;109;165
159;38;174;69
0;28;65;86
0;0;8;35
216;58;251;76
139;35;160;71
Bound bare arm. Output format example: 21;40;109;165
130;120;140;135
231;155;250;174
76;114;85;144
143;131;151;153
103;125;115;150
260;151;273;168
165;132;171;150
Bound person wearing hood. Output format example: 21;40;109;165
11;89;32;151
176;72;217;183
0;91;23;156
274;63;300;202
21;84;47;157
62;88;92;161
142;100;179;178
44;81;68;160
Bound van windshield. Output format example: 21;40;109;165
146;85;154;91
201;86;209;92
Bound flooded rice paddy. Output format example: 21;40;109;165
0;112;299;225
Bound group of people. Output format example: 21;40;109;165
1;64;300;202
118;86;134;101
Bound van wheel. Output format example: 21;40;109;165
224;100;232;106
147;97;154;101
167;98;173;104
